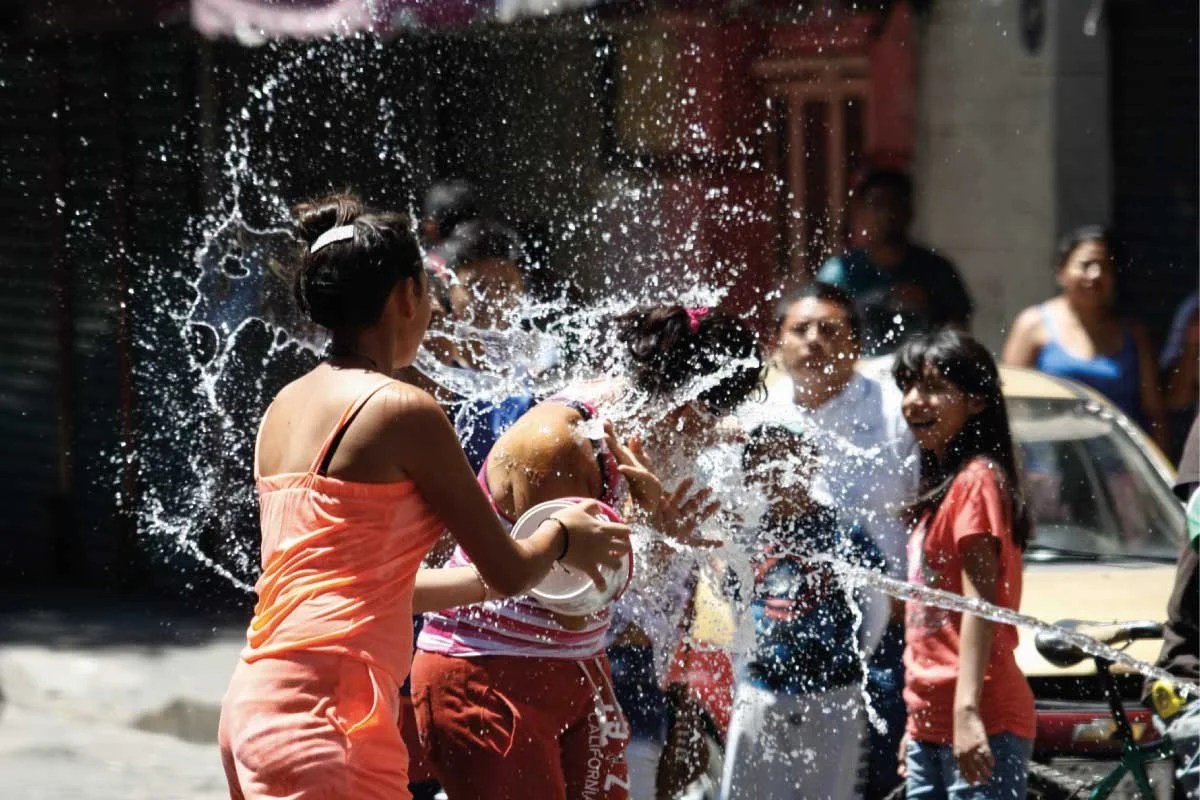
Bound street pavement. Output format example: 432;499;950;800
0;594;246;799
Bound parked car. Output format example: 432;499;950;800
675;364;1185;790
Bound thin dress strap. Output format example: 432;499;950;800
308;378;396;476
1038;303;1058;342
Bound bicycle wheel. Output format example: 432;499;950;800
1028;761;1089;800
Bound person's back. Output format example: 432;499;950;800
248;369;444;676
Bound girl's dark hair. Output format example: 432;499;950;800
443;219;524;270
616;306;764;414
741;423;810;471
892;328;1032;549
292;191;422;331
1056;224;1114;270
422;179;479;241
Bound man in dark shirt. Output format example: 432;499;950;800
818;170;973;355
1145;416;1199;799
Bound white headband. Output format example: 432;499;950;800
310;224;355;254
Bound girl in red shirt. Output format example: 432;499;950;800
891;329;1036;799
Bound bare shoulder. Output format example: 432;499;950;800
499;403;591;464
375;380;449;428
1009;304;1047;340
1002;304;1048;365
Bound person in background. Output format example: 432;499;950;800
441;218;528;339
419;177;479;251
1143;415;1199;800
892;329;1036;800
757;281;918;798
719;423;883;800
432;219;542;472
1161;293;1199;464
819;170;973;355
1002;225;1169;452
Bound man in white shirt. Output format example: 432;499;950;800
748;281;919;798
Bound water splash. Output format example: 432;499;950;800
131;29;1192;737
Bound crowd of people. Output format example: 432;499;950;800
215;171;1198;800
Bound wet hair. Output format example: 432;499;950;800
857;169;913;203
422;179;480;241
774;281;863;343
892;328;1032;549
742;423;810;472
616;306;764;414
1056;224;1114;270
443;219;524;271
291;192;423;331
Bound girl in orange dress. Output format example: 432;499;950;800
217;192;630;800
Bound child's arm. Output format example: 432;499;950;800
412;566;494;614
955;535;1002;785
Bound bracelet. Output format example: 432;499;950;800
548;516;570;561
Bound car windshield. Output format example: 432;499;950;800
1010;397;1185;562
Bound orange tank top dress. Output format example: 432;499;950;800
218;379;445;800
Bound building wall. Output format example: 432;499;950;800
910;0;1110;353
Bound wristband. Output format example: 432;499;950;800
548;516;570;561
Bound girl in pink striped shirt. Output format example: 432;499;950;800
412;305;763;800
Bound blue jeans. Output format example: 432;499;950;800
906;732;1033;799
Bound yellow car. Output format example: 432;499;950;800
1000;366;1184;758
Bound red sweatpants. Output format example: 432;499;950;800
411;651;630;800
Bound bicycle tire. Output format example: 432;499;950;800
1028;761;1090;800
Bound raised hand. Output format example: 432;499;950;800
604;425;665;523
658;477;723;549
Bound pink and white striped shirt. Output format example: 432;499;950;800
417;394;624;660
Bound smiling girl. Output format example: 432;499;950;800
892;329;1036;799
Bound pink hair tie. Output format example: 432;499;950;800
686;306;710;334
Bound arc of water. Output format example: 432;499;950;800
820;558;1200;697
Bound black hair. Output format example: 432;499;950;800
741;423;810;472
291;191;422;331
857;169;913;202
422;179;480;241
774;281;863;343
616;306;764;414
443;219;524;270
1055;224;1114;270
892;328;1032;549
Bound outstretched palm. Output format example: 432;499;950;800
606;425;722;548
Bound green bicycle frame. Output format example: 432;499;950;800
1088;660;1176;800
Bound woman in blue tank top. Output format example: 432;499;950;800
1002;226;1168;450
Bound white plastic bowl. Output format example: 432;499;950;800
510;498;632;616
